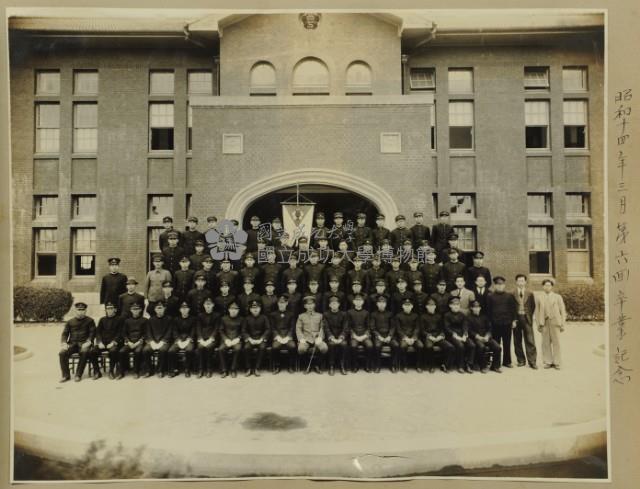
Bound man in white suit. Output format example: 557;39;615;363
533;279;567;369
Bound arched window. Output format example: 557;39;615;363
292;57;329;95
250;62;276;95
345;61;372;95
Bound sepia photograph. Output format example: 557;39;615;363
8;5;609;482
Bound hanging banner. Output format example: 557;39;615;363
282;203;315;247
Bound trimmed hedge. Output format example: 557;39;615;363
556;284;605;322
14;286;73;322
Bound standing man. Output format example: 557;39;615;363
329;212;348;251
59;302;95;383
270;295;297;374
466;251;492;286
513;274;538;369
323;295;349;375
420;247;442;295
443;297;475;374
172;256;195;303
118;278;144;319
144;255;172;315
410;212;431;250
90;302;123;380
353;212;373;251
304;250;326;293
431;211;453;261
311;212;331;249
473;275;491;312
533;279;566;370
100;257;128;306
161;231;186;275
296;296;328;374
390;215;412;252
159;216;182;251
245;215;262;253
486;276;518;369
372;214;391;251
182;216;205;257
441;249;467;291
189;239;208;271
449;275;476;315
467;300;502;373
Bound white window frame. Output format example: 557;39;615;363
73;102;98;153
250;62;277;95
566;226;591;277
33;195;58;221
187;103;193;152
188;70;213;95
72;227;97;277
409;68;435;91
563;100;588;149
72;195;97;221
448;101;474;150
73;70;99;95
525;100;550;150
34;227;58;277
149;70;175;95
35;103;60;153
524;66;550;89
149;102;175;151
430;102;436;150
527;193;552;218
148;226;163;269
566;193;590;217
448;68;474;94
562;66;588;91
36;70;60;96
453;226;477;251
528;226;553;275
148;195;173;221
449;194;476;219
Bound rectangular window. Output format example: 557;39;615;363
430;102;436;150
187;103;193;152
524;67;549;89
448;68;473;94
449;101;474;149
34;228;57;276
73;70;99;95
148;195;173;221
409;68;435;90
35;103;60;153
563;67;588;91
149;70;174;95
186;194;192;219
72;195;97;220
149;103;174;151
566;193;590;217
72;228;96;276
527;193;552;217
432;193;439;217
453;226;477;251
148;227;163;269
73;103;98;153
525;100;550;149
564;100;588;149
33;196;58;220
188;70;213;94
528;226;553;274
449;194;476;219
36;70;60;95
566;226;591;276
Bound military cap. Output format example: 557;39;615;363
437;279;447;285
74;302;88;310
298;236;308;243
162;216;174;223
167;231;179;239
391;255;401;262
104;301;116;308
154;301;166;309
403;238;413;245
473;251;485;258
397;276;407;283
130;302;143;310
249;300;261;308
375;278;386;285
272;217;282;224
317;233;329;241
381;238;391;245
316;211;325;218
162;280;173;287
426;297;437;305
187;216;198;223
221;258;231;263
448;233;459;240
328;295;341;303
228;302;240;310
376;295;388;303
413;278;423;284
250;215;260;221
206;215;218;222
179;256;190;263
372;254;382;261
194;272;206;280
353;255;363;262
202;256;213;263
448;248;460;255
203;297;214;304
413;211;424;217
243;277;254;284
352;279;362;285
493;276;506;284
439;211;450;217
395;214;406;222
402;298;413;305
329;276;339;282
448;296;461;304
195;239;205;246
265;279;275;286
353;293;365;301
426;247;436;254
308;278;319;284
287;278;298;284
278;294;289;302
152;254;164;262
303;295;316;304
107;257;121;265
219;280;230;287
179;301;190;308
376;214;386;220
288;252;298;260
470;300;481;308
126;278;138;285
356;212;366;219
244;252;255;260
333;211;343;218
309;250;319;257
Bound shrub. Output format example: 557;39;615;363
13;286;73;322
557;284;605;322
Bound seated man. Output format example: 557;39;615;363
296;295;328;374
394;298;424;372
420;297;454;373
59;302;96;383
195;297;221;378
242;301;271;377
369;295;398;373
142;301;173;378
218;302;243;378
346;294;373;372
90;302;122;380
118;302;147;379
323;295;348;376
168;301;196;378
444;297;475;374
467;300;502;373
269;294;297;374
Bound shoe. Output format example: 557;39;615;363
504;364;514;368
59;376;70;383
465;365;473;374
374;367;381;373
206;371;212;378
481;367;489;374
185;371;191;378
168;372;177;378
402;367;408;373
491;367;502;373
554;365;561;370
440;365;447;373
314;365;322;374
245;370;253;377
352;367;359;373
530;364;538;370
74;376;82;382
273;367;281;375
340;367;348;375
108;371;116;380
197;371;204;379
143;372;152;378
117;373;125;380
254;370;261;377
92;372;102;380
221;371;228;378
429;367;435;373
517;362;526;367
329;367;335;376
159;372;165;378
303;369;310;375
543;364;553;369
457;368;465;374
416;367;423;373
133;373;140;379
230;370;237;378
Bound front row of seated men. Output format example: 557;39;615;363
59;291;505;382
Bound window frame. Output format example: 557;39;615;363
71;195;97;221
35;102;60;154
33;195;58;221
563;99;588;150
528;226;553;275
149;70;175;95
73;102;98;153
73;70;99;95
249;62;277;96
35;70;60;96
525;100;550;150
447;68;474;94
527;193;553;218
149;102;175;152
452;226;477;252
562;66;588;92
187;70;213;95
566;193;591;217
292;58;330;95
448;100;474;150
409;67;436;91
148;226;163;270
449;193;476;219
71;227;97;277
566;225;591;277
148;194;174;222
524;66;550;90
345;61;373;95
34;227;57;277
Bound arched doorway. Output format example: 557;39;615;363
242;184;379;230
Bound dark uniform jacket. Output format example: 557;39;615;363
322;290;346;312
122;316;147;343
61;316;96;345
370;310;395;338
429;291;451;315
304;263;325;292
420;262;443;294
161;245;187;274
118;292;145;319
186;288;213;317
240;267;262;290
412;291;430;314
242;315;270;340
245;227;260;253
441;261;467;291
467;314;493;338
197;311;221;342
324;264;347;290
372;226;391;250
346;308;369;336
391;290;415;315
286;292;302;317
260;262;282;290
323;309;348;339
182;229;205;257
385;268;406;293
431;223;454;253
145;315;174;343
346;268;369;294
270;309;296;338
419;312;445;338
237;292;262;316
443;311;468;338
100;272;128;305
330;225;349;251
394;312;420;339
189;252;207;271
159;228;183;251
173;316;196;342
220;315;243;341
353;226;373;249
160;294;181;318
404;269;423;286
411;224;431;248
466;266;492;288
173;269;195;300
217;270;240;295
365;266;387;288
486;292;518;325
260;294;278;315
214;294;236;315
367;292;390;311
95;315;123;346
198;268;218;294
311;225;331;249
281;267;305;293
390;227;412;251
473;287;491;312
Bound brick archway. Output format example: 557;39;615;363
225;168;399;229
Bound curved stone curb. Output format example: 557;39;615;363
13;349;33;362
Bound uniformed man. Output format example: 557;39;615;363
214;280;236;316
260;279;278;315
353;212;373;250
217;258;240;295
346;279;366;310
144;254;173;315
142;301;173;377
410;211;431;249
284;279;302;317
370;295;397;373
304;279;323;312
329;211;348;251
240;253;262;292
242;301;271;376
118;278;144;319
206;215;218;231
304;250;326;293
245;215;262;253
296;235;311;263
90;302;123;380
323;253;347;291
449;275;476;315
430;279;451;315
466;251;492;287
183;216;205;257
159;216;183;250
467;300;502;373
420;297;455;373
346;256;369;294
365;253;387;290
346;294;373;372
412;278;430;313
486;276;518;369
59;302;96;383
444;296;475;373
270;217;286;251
187;272;214;317
391;277;415;315
404;256;423;284
168;301;196;377
162;231;186;275
439;232;463;264
268;294;296;373
442;248;467;291
195;297;220;378
473;275;491;312
321;277;345;312
296;296;328;374
172;256;195;302
189;239;208;271
394;298;423;372
368;279;390;311
280;252;305;293
99;257;128;306
315;233;333;265
385;256;406;295
335;239;354;270
260;249;282;293
431;211;454;260
153;280;180;318
372;214;391;251
119;302;147;379
218;302;243;377
310;212;331;249
323;294;349;375
399;239;415;269
420;247;443;295
390;215;412;252
199;256;218;293
237;278;262;316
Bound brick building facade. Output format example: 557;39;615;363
9;11;605;292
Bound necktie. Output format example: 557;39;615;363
520;290;524;300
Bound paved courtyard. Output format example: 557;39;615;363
12;322;607;479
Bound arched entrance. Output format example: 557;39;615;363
225;168;399;229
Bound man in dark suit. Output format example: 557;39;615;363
90;302;123;379
390;215;412;252
158;216;183;251
118;278;145;319
410;212;431;249
486;276;518;368
142;301;173;377
431;211;453;261
466;251;492;286
162;231;186;275
59;302;95;382
372;214;391;251
182;216;205;257
513;274;537;369
99;257;127;306
473;275;491;312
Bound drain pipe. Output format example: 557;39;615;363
413;22;438;51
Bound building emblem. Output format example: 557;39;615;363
299;13;321;29
204;219;247;261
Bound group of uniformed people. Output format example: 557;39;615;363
59;210;566;382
